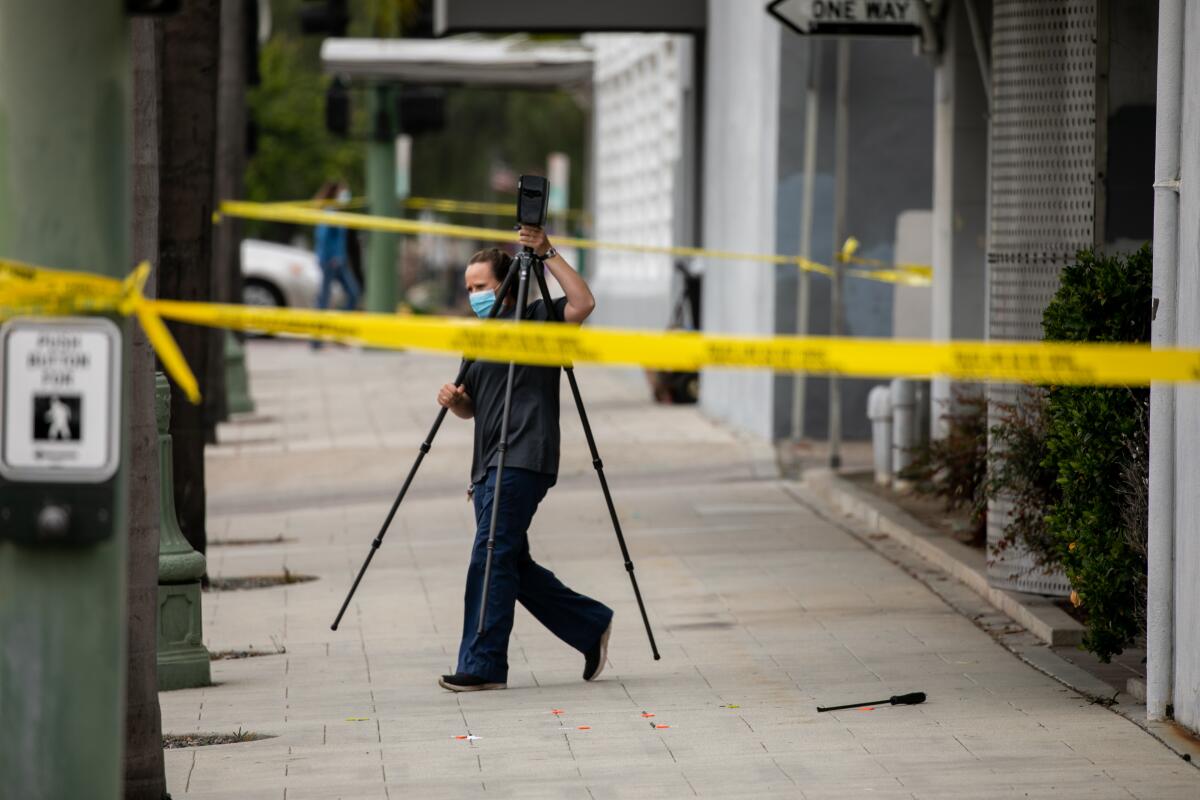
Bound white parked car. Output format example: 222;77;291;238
240;238;346;309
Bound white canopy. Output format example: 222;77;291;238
320;35;593;88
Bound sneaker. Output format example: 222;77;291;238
583;620;613;681
438;673;506;692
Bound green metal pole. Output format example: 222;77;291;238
0;2;130;799
365;84;398;313
156;372;212;690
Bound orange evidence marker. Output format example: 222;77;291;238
551;709;565;715
640;712;656;718
576;725;591;731
654;724;671;729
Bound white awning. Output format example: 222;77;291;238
320;35;593;88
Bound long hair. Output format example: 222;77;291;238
313;180;339;202
468;248;517;301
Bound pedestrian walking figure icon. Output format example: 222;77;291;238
33;395;82;442
47;398;72;439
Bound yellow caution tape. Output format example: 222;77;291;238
6;261;1200;395
215;201;930;285
838;236;933;281
271;195;590;221
1;259;200;404
403;196;591;222
143;300;1200;386
218;202;930;286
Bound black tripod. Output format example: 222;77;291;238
330;263;518;632
332;249;661;662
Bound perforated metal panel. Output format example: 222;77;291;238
588;34;688;308
985;0;1100;595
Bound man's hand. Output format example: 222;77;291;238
518;225;551;257
437;383;467;408
438;383;474;419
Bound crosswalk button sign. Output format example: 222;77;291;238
1;318;122;483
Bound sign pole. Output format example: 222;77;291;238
828;37;850;469
366;84;400;313
792;40;822;444
0;4;130;798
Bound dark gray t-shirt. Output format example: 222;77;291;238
463;296;569;486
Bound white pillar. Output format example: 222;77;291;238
1147;0;1184;723
930;1;989;436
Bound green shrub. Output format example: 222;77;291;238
903;390;989;544
1040;245;1152;661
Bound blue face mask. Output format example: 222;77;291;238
469;289;496;318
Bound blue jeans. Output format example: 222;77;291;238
457;467;614;683
317;257;360;311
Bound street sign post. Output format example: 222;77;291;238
767;0;922;37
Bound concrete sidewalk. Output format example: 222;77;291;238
162;341;1200;799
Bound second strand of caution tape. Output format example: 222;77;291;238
217;201;932;287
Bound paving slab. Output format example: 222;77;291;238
160;342;1200;798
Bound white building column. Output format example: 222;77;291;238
1162;0;1200;735
699;0;782;440
930;0;989;435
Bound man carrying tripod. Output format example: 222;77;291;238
435;225;614;692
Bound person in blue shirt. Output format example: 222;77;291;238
314;180;361;312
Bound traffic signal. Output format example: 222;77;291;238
245;0;261;86
326;77;350;138
299;0;348;36
397;86;445;136
404;1;436;38
125;0;183;13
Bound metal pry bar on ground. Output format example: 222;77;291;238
816;692;926;713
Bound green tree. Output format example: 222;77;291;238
245;34;362;212
244;0;426;222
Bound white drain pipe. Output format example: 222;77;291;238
867;385;893;485
1147;0;1184;723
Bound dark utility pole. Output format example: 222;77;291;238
126;15;169;800
157;0;222;555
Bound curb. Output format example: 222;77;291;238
803;468;1084;647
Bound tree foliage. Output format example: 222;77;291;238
244;10;363;211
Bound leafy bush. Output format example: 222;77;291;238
904;249;1150;662
1040;245;1152;661
902;390;989;544
985;389;1060;568
1118;399;1150;642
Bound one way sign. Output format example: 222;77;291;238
767;0;922;37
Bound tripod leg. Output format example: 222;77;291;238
477;251;533;635
332;265;519;631
332;397;455;630
532;263;661;660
